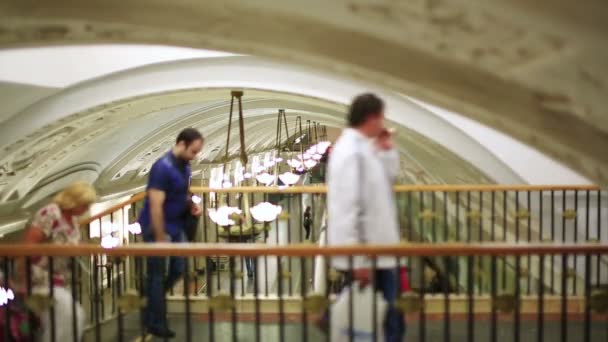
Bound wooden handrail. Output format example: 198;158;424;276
80;192;146;225
0;242;606;257
80;184;601;225
190;184;601;194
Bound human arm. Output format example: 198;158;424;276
376;128;400;181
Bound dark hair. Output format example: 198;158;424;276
176;128;204;147
348;93;384;127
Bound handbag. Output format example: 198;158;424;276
330;285;387;342
183;210;199;242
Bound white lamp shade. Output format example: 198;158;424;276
256;172;275;185
250;202;282;222
127;222;142;235
208;206;242;226
0;286;15;306
287;159;303;168
279;172;300;185
101;235;120;249
304;159;318;169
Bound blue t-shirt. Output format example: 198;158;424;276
138;152;191;237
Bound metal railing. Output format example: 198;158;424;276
1;243;607;341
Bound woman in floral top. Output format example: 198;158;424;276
22;181;96;341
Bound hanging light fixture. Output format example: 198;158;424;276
250;202;282;222
221;90;248;187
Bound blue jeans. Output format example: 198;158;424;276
322;269;406;342
143;230;185;330
374;269;406;342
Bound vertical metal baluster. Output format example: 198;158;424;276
420;252;427;342
230;256;237;342
348;256;354;342
288;196;293;296
203;193;208;243
466;191;471;243
490;191;497;342
25;257;34;342
300;253;308;342
560;253;568;342
573;190;579;295
278;255;285;342
48;257;57;342
490;253;497;342
540;190;544;242
432;192;437;242
527;191;532;295
3;257;10;342
265;194;269;297
137;257;146;341
93;255;101;341
597;191;601;288
206;254;215;342
585;190;590;244
443;255;451;342
456;191;461;294
116;258;124;342
70;257;79;342
551;190;556;293
419;191;425;243
254;254;261;342
311;193;316;242
443;191;450;342
419;191;427;342
478;191;483;294
325;255;332;342
215;193;221;292
407;191;413;271
515;191;520;244
184;257;192;342
239;193;245;297
537;254;544;342
583;252;591;342
502;191;507;291
466;254;473;342
372;257;377;342
514;253;521;342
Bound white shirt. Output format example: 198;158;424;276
327;128;400;270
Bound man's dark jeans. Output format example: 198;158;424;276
142;230;185;331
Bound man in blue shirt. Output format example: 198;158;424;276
138;128;203;338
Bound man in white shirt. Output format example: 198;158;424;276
327;93;405;341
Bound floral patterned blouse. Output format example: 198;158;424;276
30;203;81;286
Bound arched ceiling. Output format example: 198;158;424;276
0;83;500;208
0;1;606;184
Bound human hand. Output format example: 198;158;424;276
375;127;395;150
191;203;202;217
353;268;371;288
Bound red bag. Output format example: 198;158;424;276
399;266;411;292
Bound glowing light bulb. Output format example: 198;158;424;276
191;195;202;204
244;172;252;179
250;202;282;222
275;157;284;162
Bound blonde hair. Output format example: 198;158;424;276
52;181;97;210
